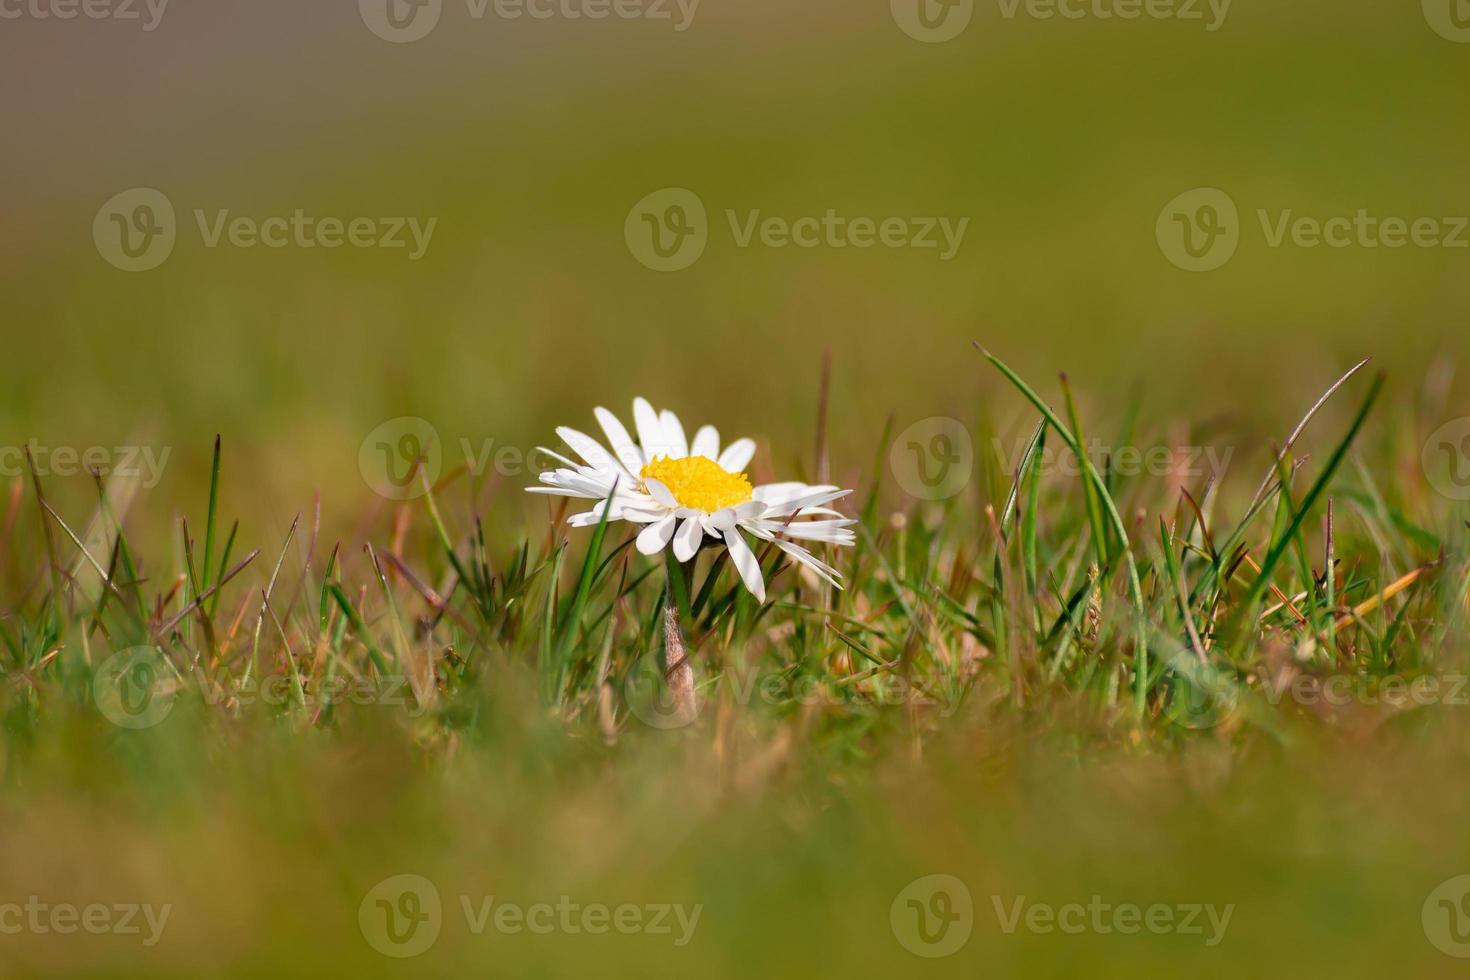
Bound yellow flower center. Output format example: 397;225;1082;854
640;455;753;513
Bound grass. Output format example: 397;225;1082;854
2;345;1470;976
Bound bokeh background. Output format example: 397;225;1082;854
3;0;1468;540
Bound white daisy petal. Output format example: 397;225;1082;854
752;481;813;503
722;527;766;603
787;507;845;518
753;482;837;506
672;516;703;562
536;447;585;472
762;488;853;518
526;486;596;498
771;538;844;589
594;407;644;475
636;515;677;555
660;410;690;458
763;521;856;545
633;398;669;459
717;438;756;474
733;500;767;520
540;470;615;498
567;500;626;527
690;425;720;460
643;476;678;508
555;427;617;474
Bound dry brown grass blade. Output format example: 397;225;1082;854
1333;561;1438;631
1239;552;1309;625
1248;356;1371;510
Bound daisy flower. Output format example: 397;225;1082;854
527;397;856;602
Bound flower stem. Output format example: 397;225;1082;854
662;551;697;726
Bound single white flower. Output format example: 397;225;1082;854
527;397;856;603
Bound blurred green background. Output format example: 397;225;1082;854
3;0;1468;537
